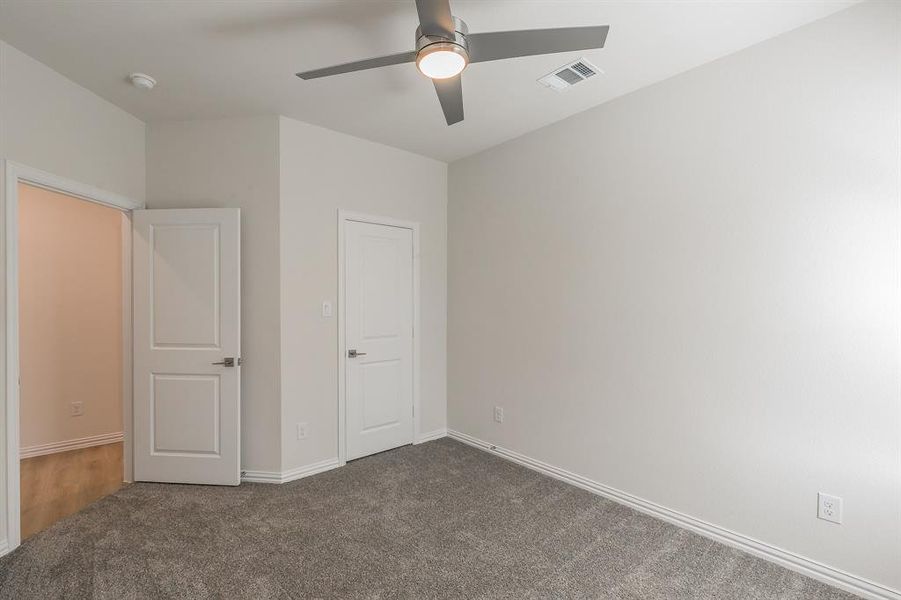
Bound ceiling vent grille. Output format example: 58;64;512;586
538;58;602;92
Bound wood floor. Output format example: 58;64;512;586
20;441;124;540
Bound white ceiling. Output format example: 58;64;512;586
0;1;856;162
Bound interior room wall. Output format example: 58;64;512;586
18;184;123;449
278;116;447;473
145;116;282;475
0;41;146;201
0;39;146;549
448;1;900;594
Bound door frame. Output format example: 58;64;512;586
2;160;143;552
337;210;421;465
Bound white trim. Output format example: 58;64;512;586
0;538;8;558
337;210;421;464
241;457;342;484
121;212;134;483
447;429;899;600
4;161;22;554
415;428;447;444
337;212;346;464
2;160;144;554
4;163;142;212
239;470;282;484
19;432;124;460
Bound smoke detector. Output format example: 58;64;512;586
129;73;157;90
538;58;601;91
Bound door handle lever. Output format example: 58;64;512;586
347;349;367;358
212;357;242;367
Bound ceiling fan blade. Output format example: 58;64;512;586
433;75;464;125
467;25;609;64
297;51;417;80
415;0;455;38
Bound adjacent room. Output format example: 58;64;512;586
16;183;127;540
0;1;898;599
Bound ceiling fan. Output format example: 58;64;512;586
296;0;609;126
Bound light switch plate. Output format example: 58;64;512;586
322;301;333;318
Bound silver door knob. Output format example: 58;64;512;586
348;349;367;358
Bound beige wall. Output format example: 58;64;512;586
145;116;282;474
448;1;900;593
145;115;448;477
18;184;123;448
278;117;447;472
0;39;145;546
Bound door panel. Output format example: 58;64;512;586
151;374;220;456
133;209;240;485
151;224;220;348
361;360;402;430
345;221;413;460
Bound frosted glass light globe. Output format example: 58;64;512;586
417;45;468;79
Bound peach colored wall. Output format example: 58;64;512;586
18;183;124;448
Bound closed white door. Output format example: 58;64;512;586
132;208;241;485
345;220;414;460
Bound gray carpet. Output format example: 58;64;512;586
0;438;856;599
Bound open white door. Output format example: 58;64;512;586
132;208;241;485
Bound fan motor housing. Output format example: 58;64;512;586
415;16;470;56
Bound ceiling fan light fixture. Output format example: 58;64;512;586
295;0;610;126
416;43;468;79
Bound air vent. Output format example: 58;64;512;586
538;57;602;92
570;61;597;78
555;68;583;85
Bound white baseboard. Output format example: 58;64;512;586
19;431;124;459
241;457;343;484
239;469;281;484
243;431;447;484
415;428;447;444
0;538;8;558
447;429;899;600
281;458;343;483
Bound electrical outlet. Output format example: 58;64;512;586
494;406;504;423
818;492;843;524
70;401;84;417
296;422;308;440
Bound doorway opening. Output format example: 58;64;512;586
3;160;143;553
16;183;129;540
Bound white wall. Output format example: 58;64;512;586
145;115;447;477
0;39;145;548
18;184;124;449
279;116;447;472
0;42;145;201
145;116;282;474
448;1;900;594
